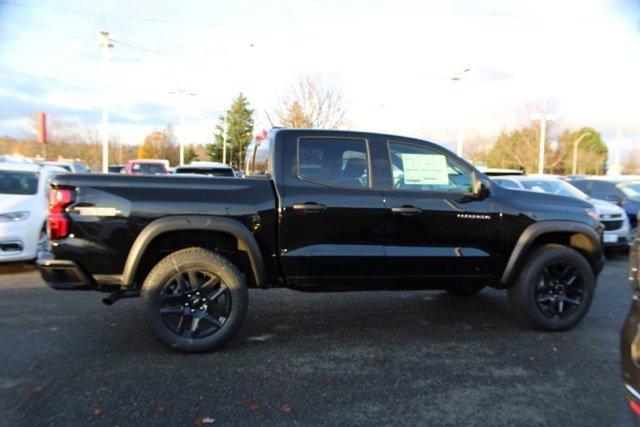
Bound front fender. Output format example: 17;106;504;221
500;220;604;287
121;215;267;287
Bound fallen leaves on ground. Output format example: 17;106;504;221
243;400;260;412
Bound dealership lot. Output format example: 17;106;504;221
0;256;633;426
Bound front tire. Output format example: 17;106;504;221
508;244;595;331
140;248;248;353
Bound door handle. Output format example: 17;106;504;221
293;203;327;212
391;206;422;214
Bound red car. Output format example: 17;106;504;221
124;159;169;175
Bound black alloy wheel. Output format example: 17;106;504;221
508;243;595;331
159;269;231;339
141;248;248;353
534;262;585;319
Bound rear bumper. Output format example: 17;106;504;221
36;258;93;290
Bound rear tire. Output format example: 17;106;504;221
140;248;248;353
508;244;595;331
446;285;484;296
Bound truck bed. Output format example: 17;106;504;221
49;173;278;279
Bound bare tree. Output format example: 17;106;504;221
275;76;347;129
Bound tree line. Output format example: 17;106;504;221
1;76;626;174
469;125;608;175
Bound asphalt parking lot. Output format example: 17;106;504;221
0;255;633;426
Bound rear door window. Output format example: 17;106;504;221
298;137;369;188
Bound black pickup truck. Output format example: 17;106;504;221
38;128;605;352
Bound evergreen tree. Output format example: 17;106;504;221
184;146;199;163
206;93;254;169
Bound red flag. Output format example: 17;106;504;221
255;129;268;142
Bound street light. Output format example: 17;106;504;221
572;131;592;175
451;67;471;157
169;89;197;165
98;30;114;173
531;113;556;174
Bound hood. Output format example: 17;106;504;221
589;198;625;216
0;193;40;215
498;186;593;209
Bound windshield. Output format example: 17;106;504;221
132;163;167;174
0;170;38;195
618;182;640;201
520;180;589;200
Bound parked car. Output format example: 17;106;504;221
37;128;604;353
476;167;524;176
492;175;631;248
174;162;235;177
108;164;124;174
124;159;169;175
0;162;65;263
568;177;640;230
622;228;640;419
41;160;89;173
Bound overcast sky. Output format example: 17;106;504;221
0;0;639;153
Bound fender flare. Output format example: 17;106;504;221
121;215;267;288
500;220;604;286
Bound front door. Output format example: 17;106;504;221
279;134;388;287
381;140;500;281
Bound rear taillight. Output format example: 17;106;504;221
47;188;74;240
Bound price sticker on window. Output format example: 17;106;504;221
400;153;449;185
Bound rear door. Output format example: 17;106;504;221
380;139;500;280
278;133;388;286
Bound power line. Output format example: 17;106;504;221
0;0;314;35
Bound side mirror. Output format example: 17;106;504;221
471;172;489;199
460;172;489;202
472;172;483;196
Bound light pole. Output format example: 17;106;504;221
222;113;228;165
98;30;113;173
451;67;471;158
572;131;592;175
169;89;197;165
531;113;556;174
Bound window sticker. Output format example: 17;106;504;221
400;153;449;185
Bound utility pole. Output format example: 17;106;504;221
98;30;113;173
451;67;471;158
222;113;228;165
169;89;197;165
572;131;592;175
531;113;556;174
608;128;623;176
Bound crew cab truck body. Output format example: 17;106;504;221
38;128;605;352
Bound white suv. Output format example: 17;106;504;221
0;162;65;263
